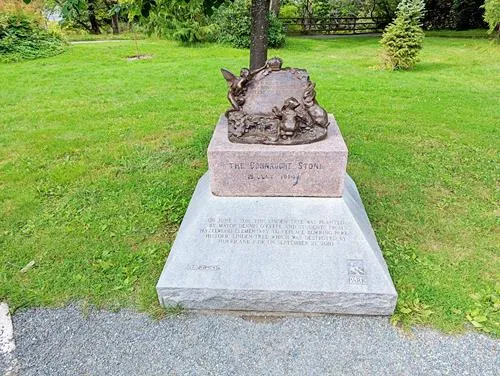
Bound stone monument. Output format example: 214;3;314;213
156;58;397;315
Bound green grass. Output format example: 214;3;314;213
424;28;490;38
0;36;498;334
63;31;146;42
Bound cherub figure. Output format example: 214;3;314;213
221;68;250;111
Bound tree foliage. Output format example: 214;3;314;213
120;0;219;43
483;0;500;37
0;8;65;62
211;0;285;48
292;0;398;19
142;0;213;42
423;0;455;29
43;0;124;34
453;0;485;30
380;0;425;70
372;0;399;19
283;0;487;31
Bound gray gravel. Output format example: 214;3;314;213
4;305;499;376
0;355;8;375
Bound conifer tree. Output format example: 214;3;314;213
380;0;425;70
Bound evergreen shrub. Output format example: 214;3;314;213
380;0;425;70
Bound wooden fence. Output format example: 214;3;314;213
280;17;390;35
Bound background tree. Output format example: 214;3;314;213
371;0;399;19
454;0;486;29
250;0;270;69
286;0;398;20
483;0;500;37
270;0;280;15
211;0;285;52
2;0;45;14
107;0;120;34
423;0;455;29
202;0;226;15
45;0;125;34
120;0;230;43
138;0;212;42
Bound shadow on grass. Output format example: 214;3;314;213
413;61;453;72
286;36;378;51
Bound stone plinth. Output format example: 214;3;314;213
156;173;397;315
208;114;347;197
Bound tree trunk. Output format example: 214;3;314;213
303;0;313;33
111;14;120;34
87;0;101;34
269;0;280;16
250;0;270;71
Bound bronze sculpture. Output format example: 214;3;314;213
221;57;329;145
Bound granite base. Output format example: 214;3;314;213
156;173;397;315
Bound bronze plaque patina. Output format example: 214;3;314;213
221;57;330;145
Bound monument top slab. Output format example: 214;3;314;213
207;114;348;197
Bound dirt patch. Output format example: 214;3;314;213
126;54;153;61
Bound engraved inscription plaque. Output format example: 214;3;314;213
243;69;309;114
200;217;348;247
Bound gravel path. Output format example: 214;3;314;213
3;305;498;375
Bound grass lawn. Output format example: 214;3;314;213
0;35;498;335
424;29;490;38
63;31;146;42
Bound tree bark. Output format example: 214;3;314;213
87;0;101;34
105;0;120;34
250;0;270;71
111;14;120;34
269;0;280;16
303;0;313;33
